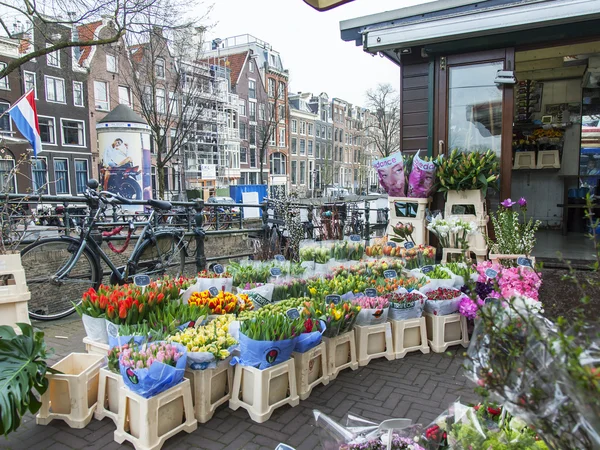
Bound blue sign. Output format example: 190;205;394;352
404;242;415;250
517;257;533;268
270;267;282;277
212;264;224;275
274;254;286;262
387;242;397;248
350;234;361;242
326;295;342;305
286;308;300;320
421;265;434;274
384;270;397;279
208;286;219;297
485;268;498;279
364;288;377;297
133;274;151;287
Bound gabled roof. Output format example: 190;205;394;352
77;21;103;66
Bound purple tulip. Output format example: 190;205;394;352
518;197;527;207
500;198;516;208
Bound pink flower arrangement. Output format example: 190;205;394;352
459;296;484;319
475;262;542;301
352;296;389;309
120;342;183;370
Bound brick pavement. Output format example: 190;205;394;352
1;317;479;450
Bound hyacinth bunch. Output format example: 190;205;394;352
120;342;183;370
487;197;541;257
352;296;389;309
427;214;477;249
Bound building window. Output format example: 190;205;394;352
0;155;16;193
73;81;84;107
239;100;246;116
316;142;320;158
54;159;69;194
32;158;48;194
300;139;306;156
240;147;247;163
291;160;297;185
249;102;256;121
249;61;254;73
279;128;285;147
268;78;275;97
169;91;178;115
106;54;118;73
143;85;153;109
308;123;314;136
45;76;66;103
75;159;88;194
155;58;165;78
291;137;297;155
278;104;285;122
259;103;265;121
118;86;132;106
240;122;247;140
328;128;332;139
249;125;256;145
300;161;306;184
0;62;8;90
278;81;285;98
300;121;306;134
38;116;56;145
24;71;36;97
0;102;10;132
46;44;60;68
308;140;313;156
93;80;109;110
156;88;166;113
61;119;85;147
269;128;276;146
250;148;256;168
291;119;297;133
248;80;256;99
269;152;286;175
316;126;320;138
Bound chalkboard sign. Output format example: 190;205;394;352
384;270;397;279
350;234;361;242
274;254;286;262
517;257;533;268
286;308;300;320
421;265;434;274
270;267;282;277
387;242;397;248
364;288;377;297
133;274;151;287
326;294;342;305
208;286;219;297
404;242;415;250
485;268;498;279
212;264;224;275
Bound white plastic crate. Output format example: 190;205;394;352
536;150;560;169
354;323;394;366
424;312;469;353
390;317;430;359
513;151;536;169
185;358;233;423
292;342;329;401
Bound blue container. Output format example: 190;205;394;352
229;185;268;217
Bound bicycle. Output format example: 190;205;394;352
20;179;189;321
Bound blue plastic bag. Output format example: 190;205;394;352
293;320;326;353
119;341;187;398
231;331;296;370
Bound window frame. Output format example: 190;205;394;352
0;101;11;133
23;71;37;98
308;140;313;156
291;160;297;185
300;139;306;156
291;137;297;155
308;123;314;136
0;62;9;90
155;58;166;79
93;80;110;110
106;54;118;73
31;157;48;194
74;158;89;194
291;119;297;133
249;101;256;121
46;44;60;68
60;118;86;148
248;80;256;99
300;161;306;185
156;88;166;114
279;127;286;148
240;146;248;164
118;85;132;107
38;115;57;146
268;78;276;97
45;76;66;104
259;103;265;121
53;158;70;194
73;81;84;107
0;155;16;193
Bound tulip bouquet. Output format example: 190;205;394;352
145;302;209;334
300;246;316;262
108;341;134;373
241;282;264;290
120;342;184;370
315;247;332;264
347;241;365;261
331;241;350;261
390;222;415;244
272;279;308;302
238;297;308;320
353;295;390;325
239;314;303;341
196;269;233;279
188;290;252;315
352;296;389;310
365;243;383;258
423;287;466;316
320;300;361;338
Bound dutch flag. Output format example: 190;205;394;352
7;89;42;157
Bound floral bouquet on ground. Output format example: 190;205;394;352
387;290;426;321
353;296;390;326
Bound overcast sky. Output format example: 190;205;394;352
205;0;433;107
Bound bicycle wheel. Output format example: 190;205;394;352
21;238;101;320
130;232;187;279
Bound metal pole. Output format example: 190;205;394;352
364;199;370;246
194;201;206;272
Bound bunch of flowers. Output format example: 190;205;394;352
108;341;134;373
241;282;264;290
273;279;308;301
169;315;237;360
352;296;389;309
365;243;383;258
369;276;425;295
435;148;499;196
321;300;361;337
387;291;425;307
426;288;460;301
238;297;308;320
444;262;476;282
347;241;365;261
390;222;415;244
145;302;208;335
475;261;541;301
300;246;316;262
315;247;331;264
302;318;321;333
227;261;305;286
458;296;484;319
331;241;350;260
341;435;425;450
487;197;541;258
240;314;303;341
401;245;436;269
196;269;232;279
308;274;369;300
120;342;183;370
427;214;477;249
188;290;252;315
425;266;452;280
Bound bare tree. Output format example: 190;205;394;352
122;25;211;198
364;83;400;158
0;0;202;79
256;85;284;186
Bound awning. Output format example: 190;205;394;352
341;0;600;60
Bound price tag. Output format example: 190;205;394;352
274;254;286;262
517;257;533;268
106;322;119;338
249;292;270;308
133;274;151;287
484;297;500;306
286;308;300;320
350;234;361;242
387;242;397;248
212;264;224;275
326;294;342;305
270;267;282;277
485;268;498;279
364;288;377;297
384;270;397;279
208;286;219;297
421;265;434;274
404;242;415;250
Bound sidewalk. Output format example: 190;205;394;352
2;317;479;450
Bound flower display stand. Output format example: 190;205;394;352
114;379;197;450
37;353;104;428
513;151;536;170
442;248;486;264
83;336;110;356
387;197;431;246
0;253;31;332
424;312;469;353
229;359;300;423
390;318;430;359
292;342;329;400
444;190;487;219
185;358;234;423
354;323;394;366
537;150;560;169
95;367;123;424
323;330;358;380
